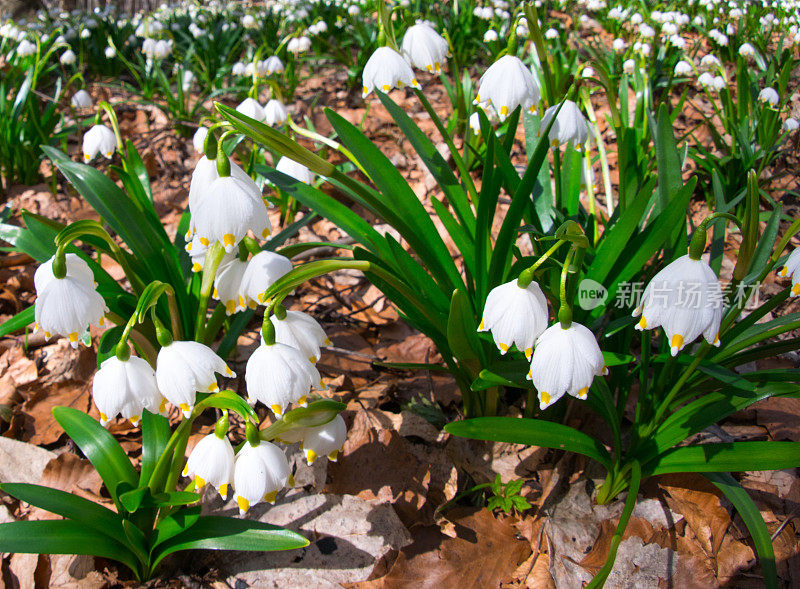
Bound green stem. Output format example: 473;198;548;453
194;243;226;342
286;116;366;176
518;239;567;287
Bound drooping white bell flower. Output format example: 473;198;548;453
528;322;606;410
540;100;590;150
261;55;284;74
475;55;541;122
400;22;449;73
232;61;247;76
104;45;116;59
778;248;800;295
784;118;799;132
192;175;271;253
469;112;481;135
236;97;266;122
213;257;249;315
192;126;208;154
362;46;420;98
633;254;723;355
759;87;780;107
16;39;36;56
623;59;635;74
242;14;257;29
239;251;293;307
156;341;234;417
275;156;315;184
33;254;106;347
281;414;347;464
93;355;164;426
263;99;287;127
738;43;756;58
233;441;290;514
183;432;235;497
59;49;76;64
82;124;117;162
271;310;330;363
483;29;498;43
245;342;322;415
674;60;694;76
287;36;311;54
70;89;93;109
186;156;268;241
478;278;549;360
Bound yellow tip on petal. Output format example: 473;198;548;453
262;227;271;238
225;366;233;376
381;84;391;92
238;295;245;308
213;288;220;299
670;334;685;356
225;300;237;314
208;382;219;392
186;242;193;252
412;78;419;87
527;370;532;380
575;143;583;151
223;234;235;248
475;94;481;103
713;334;720;346
498;343;510;353
500;105;509;117
324;338;332;346
270;404;283;416
362;85;368;95
179;403;191;412
194;475;205;488
309;356;317;364
199;237;210;246
129;416;140;426
792;283;800;296
192;263;202;272
328;450;339;462
44;331;51;338
524;347;533;360
99;316;105;326
778;266;788;276
637;316;647;330
264;490;278;504
539;391;551;408
219;483;228;498
288;474;295;487
182;464;189;476
578;387;589;400
68;332;79;343
426;64;433;72
550;139;560;148
306;449;318;465
158;398;167;413
297;395;308;407
478;319;486;331
100;412;108;422
236;495;250;514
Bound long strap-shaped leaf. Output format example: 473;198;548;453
444;416;613;470
325;108;465;294
53;406;138;506
644;441;800;476
705;473;777;589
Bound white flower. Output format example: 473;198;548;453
213;257;249;315
60;49;76;64
156;341;234;417
623;59;635;74
540;100;589;149
612;38;626;52
287;36;311;54
778;248;800;295
239;251;293;306
16;39;36;56
699;54;721;71
633;254;723;355
192;175;271;253
282;414;347;464
70;89;93;109
475;55;541;122
483;29;498;43
469;112;481;135
233;441;290;514
544;28;559;39
104;45;116;59
362;46;420;98
236;97;265;122
271;310;330;363
182;70;194;91
192;127;208;154
183;432;234;497
400;22;449;73
784;117;799;132
242;14;257;29
263;99;287;126
478;279;549;359
759;87;780;107
232;61;247;76
738;42;756;58
93;355;164;426
275;157;315;184
261;55;284;74
528;322;606;410
82;124;117;162
674;60;694;76
33;254;106;347
245;342;322;415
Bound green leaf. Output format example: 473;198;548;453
151;516;309;568
152;491;202;507
151;505;202;549
650;103;683;211
445;417;612;470
194;390;258;422
447;289;483;366
119;486;149;513
0;520;139;575
140;410;172;486
646;442;800;475
705;473;776;589
0;483;125;539
53;407;138;506
0;306;34;338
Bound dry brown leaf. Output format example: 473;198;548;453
16;380;92;445
357;509;530;589
7;552;48;589
40;453;104;497
659;473;731;557
755;396;800;441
